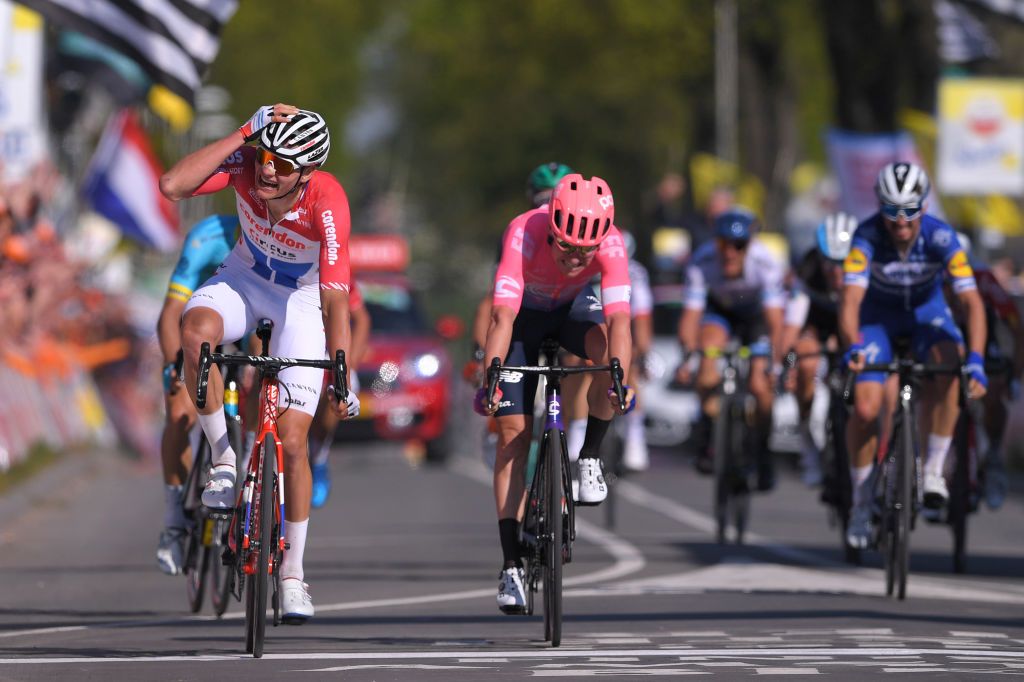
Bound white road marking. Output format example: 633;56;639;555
0;456;645;641
0;625;86;639
4;647;1024;665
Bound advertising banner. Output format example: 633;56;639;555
937;77;1024;196
0;1;46;181
826;129;943;221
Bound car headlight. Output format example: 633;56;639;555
411;353;441;378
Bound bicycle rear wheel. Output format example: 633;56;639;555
185;434;212;613
209;517;233;617
251;434;275;658
542;428;564;648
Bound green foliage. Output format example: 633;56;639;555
392;0;715;241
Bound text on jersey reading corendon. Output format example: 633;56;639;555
194;145;351;292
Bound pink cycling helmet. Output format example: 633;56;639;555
548;174;615;247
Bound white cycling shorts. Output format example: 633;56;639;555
185;259;326;416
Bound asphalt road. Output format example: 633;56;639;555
1;417;1023;681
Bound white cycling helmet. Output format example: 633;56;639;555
816;211;857;261
259;109;330;167
875;161;930;207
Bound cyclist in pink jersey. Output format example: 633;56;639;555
159;103;359;623
476;174;635;614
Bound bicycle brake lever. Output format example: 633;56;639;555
333;350;348;403
610;357;626;412
196;342;212;409
486;358;501;409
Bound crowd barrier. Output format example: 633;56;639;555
0;343;117;472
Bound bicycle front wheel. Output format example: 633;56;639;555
949;413;971;574
209;516;233;617
542;428;564;648
251;434;276;658
895;409;914;600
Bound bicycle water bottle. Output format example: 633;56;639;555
224;380;239;418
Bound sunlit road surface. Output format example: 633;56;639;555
1;418;1022;680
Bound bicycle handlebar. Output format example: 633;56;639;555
485;356;627;412
196;342;348;408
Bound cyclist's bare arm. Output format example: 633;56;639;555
157;297;187;366
839;284;866;369
350;303;372;368
678;307;701;353
159;104;298;200
472;294;493;350
632;312;653;358
483;305;516;373
607;310;632;380
322;288;353;415
957;287;987;360
764;305;785;365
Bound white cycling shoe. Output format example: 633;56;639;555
280;577;314;622
155;527;186;576
622;437;650;472
923;472;949;508
201;465;236;509
845;503;873;549
576;457;607;505
496;567;527;614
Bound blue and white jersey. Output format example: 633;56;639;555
167;214;239;302
843;213;976;311
683;238;787;314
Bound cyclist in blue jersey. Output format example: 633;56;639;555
841;162;988;549
156;214;239;575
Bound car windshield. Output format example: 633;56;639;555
361;281;429;335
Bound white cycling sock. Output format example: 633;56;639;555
163;484;185;529
850;464;873;508
566;418;587;463
924;434;953;478
280;518;309;582
198;409;236;469
625;407;645;444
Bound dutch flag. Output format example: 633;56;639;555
82;109;179;252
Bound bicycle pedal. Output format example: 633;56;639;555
206;508;233;521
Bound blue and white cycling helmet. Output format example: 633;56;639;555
816;212;857;261
875;161;930;207
714;208;759;241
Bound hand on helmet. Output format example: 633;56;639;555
238;104;298;142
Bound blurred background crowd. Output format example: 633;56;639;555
3;0;1024;471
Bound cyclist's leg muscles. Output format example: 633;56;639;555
913;301;965;479
795;330;822;420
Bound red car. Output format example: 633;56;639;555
339;237;460;462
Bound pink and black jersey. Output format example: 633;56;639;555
492;208;631;316
194;145;351;293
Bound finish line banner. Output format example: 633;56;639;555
938;77;1024;196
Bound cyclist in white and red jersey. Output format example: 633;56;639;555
159;103;359;623
476;174;635;614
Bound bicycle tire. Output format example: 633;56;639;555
827;390;861;565
882;418;900;598
251;434;275;658
949;412;971;575
185;534;207;613
712;399;731;545
209;517;233;617
183;432;212;613
211;418;244;617
543;428;564;648
896;404;914;600
729;400;750;545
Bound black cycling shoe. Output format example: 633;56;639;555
694;449;714;475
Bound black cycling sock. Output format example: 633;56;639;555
498;518;521;568
578;415;611;460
